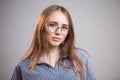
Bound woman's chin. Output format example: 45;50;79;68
49;43;61;47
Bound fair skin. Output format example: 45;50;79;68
40;11;69;67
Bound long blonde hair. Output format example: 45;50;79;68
21;5;85;79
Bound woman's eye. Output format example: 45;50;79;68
50;23;55;26
49;23;57;27
62;26;68;30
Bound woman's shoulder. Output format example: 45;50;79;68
76;48;96;80
15;57;31;68
76;48;90;63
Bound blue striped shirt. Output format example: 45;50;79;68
11;50;96;80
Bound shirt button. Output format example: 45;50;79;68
48;68;51;70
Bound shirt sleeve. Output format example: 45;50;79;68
77;50;96;80
11;64;23;80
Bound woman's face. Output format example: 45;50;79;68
45;11;69;47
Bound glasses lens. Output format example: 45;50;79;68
61;25;69;34
46;22;57;32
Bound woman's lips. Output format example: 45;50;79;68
52;37;61;42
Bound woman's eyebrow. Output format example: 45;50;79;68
47;21;69;26
47;21;58;24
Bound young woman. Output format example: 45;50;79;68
11;5;96;80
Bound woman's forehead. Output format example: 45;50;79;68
46;11;69;25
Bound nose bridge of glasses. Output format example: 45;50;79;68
55;26;62;33
57;27;62;30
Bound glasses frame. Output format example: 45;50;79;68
45;22;69;35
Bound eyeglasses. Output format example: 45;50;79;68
45;22;69;35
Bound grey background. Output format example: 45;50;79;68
0;0;120;80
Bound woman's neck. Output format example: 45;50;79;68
49;46;60;55
40;46;60;67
